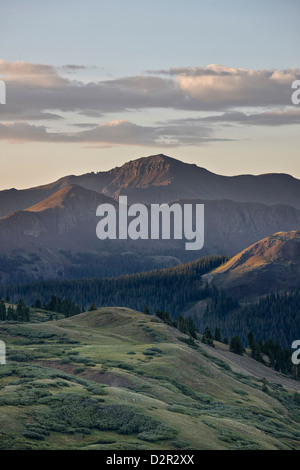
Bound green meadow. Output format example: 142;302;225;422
0;307;300;450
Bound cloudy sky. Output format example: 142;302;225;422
0;0;299;189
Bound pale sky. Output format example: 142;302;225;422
0;0;299;190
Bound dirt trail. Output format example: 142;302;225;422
34;360;132;387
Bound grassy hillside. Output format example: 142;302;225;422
3;249;299;346
0;307;300;450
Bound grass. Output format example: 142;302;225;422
0;306;300;450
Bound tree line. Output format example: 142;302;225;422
192;288;300;348
0;295;82;323
0;299;30;322
0;256;227;317
1;254;299;348
33;296;82;317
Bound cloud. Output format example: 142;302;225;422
147;64;247;76
159;109;300;127
0;122;50;142
61;65;90;70
149;65;300;108
0;61;299;147
59;64;98;75
1;61;299;121
0;110;63;121
0;71;182;121
0;119;229;147
219;109;300;126
0;60;68;87
72;122;100;128
175;67;300;107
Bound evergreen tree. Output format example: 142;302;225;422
251;342;263;362
144;306;151;315
0;301;6;321
7;306;14;321
187;318;198;339
248;331;255;349
34;299;42;309
156;310;174;326
16;299;30;322
214;328;221;342
230;336;244;355
202;326;214;347
0;255;226;322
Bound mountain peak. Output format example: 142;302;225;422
25;184;113;213
215;231;300;272
115;153;183;172
1;154;300;220
110;153;201;176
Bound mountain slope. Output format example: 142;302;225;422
0;185;116;252
176;198;300;256
0;184;191;283
1;154;300;284
2;189;300;256
1;184;300;283
211;231;300;300
1;154;300;218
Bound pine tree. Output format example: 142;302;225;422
202;326;214;347
144;306;151;315
7;306;14;321
248;331;255;349
16;299;30;322
251;343;263;362
214;328;221;342
0;301;6;321
230;336;244;355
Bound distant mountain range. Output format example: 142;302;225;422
1;154;300;284
1;154;300;218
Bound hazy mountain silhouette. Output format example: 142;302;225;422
1;154;300;284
